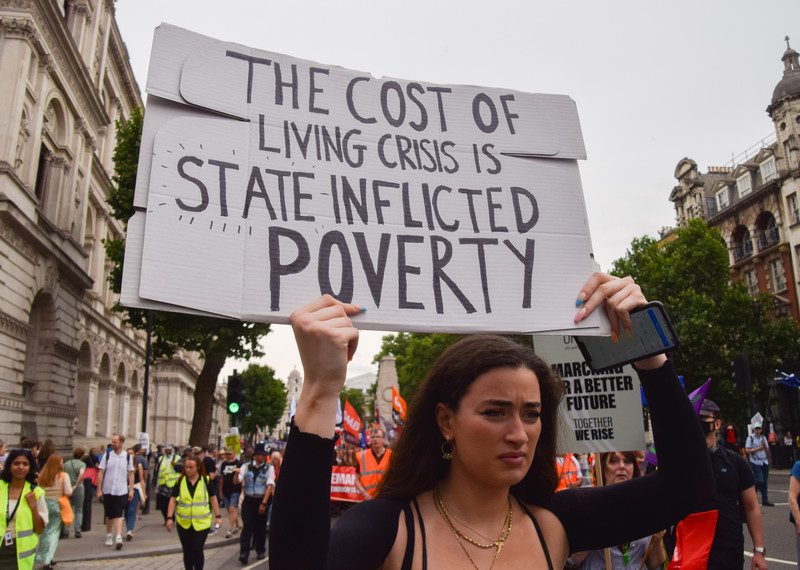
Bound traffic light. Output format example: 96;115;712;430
732;354;752;393
227;371;242;416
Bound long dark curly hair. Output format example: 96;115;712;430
378;335;564;504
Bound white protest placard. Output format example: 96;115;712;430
122;24;606;335
137;432;150;449
533;335;645;454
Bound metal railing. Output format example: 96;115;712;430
757;227;780;251
732;239;754;262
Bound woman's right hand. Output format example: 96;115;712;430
290;295;362;399
166;519;174;532
24;491;37;510
290;295;362;437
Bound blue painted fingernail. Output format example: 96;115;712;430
575;292;586;307
360;306;368;313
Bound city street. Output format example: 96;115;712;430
744;470;797;568
53;498;268;569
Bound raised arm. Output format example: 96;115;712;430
547;273;713;553
270;295;362;570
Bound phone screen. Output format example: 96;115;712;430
575;304;677;370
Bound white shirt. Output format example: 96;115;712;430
99;449;134;496
6;495;48;535
746;434;769;466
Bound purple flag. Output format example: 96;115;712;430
688;378;712;416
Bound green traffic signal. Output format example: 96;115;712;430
228;402;240;414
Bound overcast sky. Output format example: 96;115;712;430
115;0;800;384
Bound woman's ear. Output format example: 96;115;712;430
435;403;455;439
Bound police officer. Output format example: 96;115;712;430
234;443;274;564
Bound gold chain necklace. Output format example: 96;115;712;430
433;486;513;568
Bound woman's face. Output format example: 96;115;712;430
438;366;542;488
603;452;634;485
184;460;198;478
10;456;30;480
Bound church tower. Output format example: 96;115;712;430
767;37;800;173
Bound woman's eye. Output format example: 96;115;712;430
480;409;504;417
523;411;541;423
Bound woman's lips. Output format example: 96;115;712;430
498;452;525;466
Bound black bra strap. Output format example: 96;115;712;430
516;497;554;570
412;498;428;570
401;503;415;570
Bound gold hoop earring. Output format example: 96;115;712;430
441;436;455;460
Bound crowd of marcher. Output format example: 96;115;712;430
0;435;282;569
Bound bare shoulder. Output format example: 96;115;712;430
527;504;569;566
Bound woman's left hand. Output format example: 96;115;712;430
574;272;666;370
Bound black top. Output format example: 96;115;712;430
202;456;217;477
170;475;218;500
706;445;755;567
220;460;243;494
270;360;714;570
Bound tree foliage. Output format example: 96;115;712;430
612;218;800;423
239;365;287;434
104;108;272;445
373;332;464;400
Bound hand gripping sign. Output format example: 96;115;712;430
123;24;605;336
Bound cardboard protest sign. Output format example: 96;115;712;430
533;335;645;454
122;24;606;335
330;465;364;503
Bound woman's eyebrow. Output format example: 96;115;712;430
480;399;542;408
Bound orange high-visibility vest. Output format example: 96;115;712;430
555;455;581;492
358;448;392;497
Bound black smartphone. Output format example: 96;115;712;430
573;301;679;372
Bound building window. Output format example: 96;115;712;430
760;157;777;183
789;193;800;225
770;259;787;292
744;269;758;296
736;172;752;198
715;187;729;211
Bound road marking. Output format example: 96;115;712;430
745;551;796;566
243;558;268;569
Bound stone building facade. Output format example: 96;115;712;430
668;39;800;322
0;0;227;451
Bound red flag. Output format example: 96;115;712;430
391;386;407;424
343;400;363;439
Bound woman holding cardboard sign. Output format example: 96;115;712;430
270;273;713;569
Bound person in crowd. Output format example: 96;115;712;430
137;444;151;515
157;444;181;523
783;431;794;468
555;454;583;491
0;449;47;569
676;400;767;569
746;422;774;507
357;427;392;499
124;444;147;540
61;448;85;539
166;455;222;570
35;454;71;569
566;451;665;568
0;440;7;471
235;443;274;564
219;448;243;538
96;434;134;550
81;448;99;533
788;458;800;565
36;440;55;471
270;276;714;569
722;423;742;456
241;444;254;464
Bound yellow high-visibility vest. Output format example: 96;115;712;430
0;480;44;570
158;455;180;488
175;476;212;531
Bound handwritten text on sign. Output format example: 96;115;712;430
131;25;596;334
